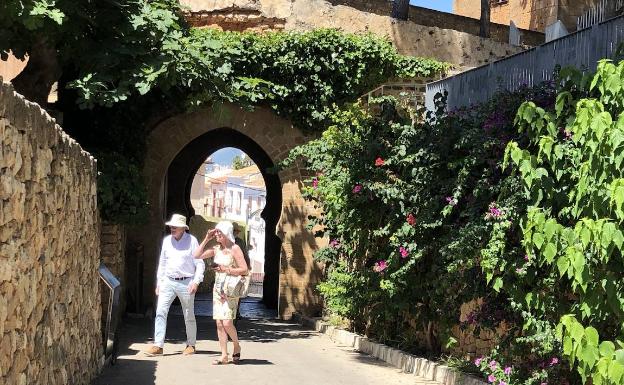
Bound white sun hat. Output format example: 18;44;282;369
215;220;235;243
165;213;189;229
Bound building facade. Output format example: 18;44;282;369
454;0;599;32
191;163;267;274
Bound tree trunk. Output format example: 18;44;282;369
391;0;410;21
11;36;60;107
480;0;491;38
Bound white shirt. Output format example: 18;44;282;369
156;232;205;286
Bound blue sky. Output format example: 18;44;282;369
209;147;244;166
410;0;453;13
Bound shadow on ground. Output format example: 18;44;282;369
93;297;312;385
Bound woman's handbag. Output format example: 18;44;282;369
221;273;251;298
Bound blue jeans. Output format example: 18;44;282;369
154;277;196;347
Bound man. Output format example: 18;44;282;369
233;222;250;320
144;214;205;356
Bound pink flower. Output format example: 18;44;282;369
474;357;483;366
352;184;362;193
445;196;457;206
540;383;547;385
524;254;530;261
375;157;385;166
504;366;512;375
488;374;496;383
407;213;416;226
486;203;503;219
329;239;340;248
489;360;498;370
399;247;409;258
499;382;507;385
312;177;319;189
373;260;388;273
550;357;559;366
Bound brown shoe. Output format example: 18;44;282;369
183;345;195;355
143;345;163;356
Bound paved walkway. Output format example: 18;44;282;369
94;298;439;385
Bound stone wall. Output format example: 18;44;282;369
0;55;27;83
454;0;597;33
136;103;322;319
181;0;529;69
0;81;101;385
327;0;544;46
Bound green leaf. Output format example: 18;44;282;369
586;327;600;346
600;341;616;358
543;242;557;262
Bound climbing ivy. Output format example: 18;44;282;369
67;28;447;223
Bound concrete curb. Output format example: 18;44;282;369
292;313;487;385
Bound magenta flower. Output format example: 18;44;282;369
490;207;502;217
445;196;457;206
488;374;496;383
504;366;512;375
489;360;498;370
373;260;388;273
486;202;503;219
474;357;483;366
399;246;409;258
352;184;362;194
550;357;559;366
312;177;319;189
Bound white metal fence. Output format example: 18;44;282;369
577;0;623;30
425;15;624;112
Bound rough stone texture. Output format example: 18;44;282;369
182;0;528;69
448;298;510;357
101;223;126;281
135;103;321;319
0;56;27;83
101;223;127;311
454;0;596;33
327;0;544;46
0;81;101;385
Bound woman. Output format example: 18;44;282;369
193;220;248;364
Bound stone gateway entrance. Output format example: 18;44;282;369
127;102;323;318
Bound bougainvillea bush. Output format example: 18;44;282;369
286;60;624;384
283;81;558;363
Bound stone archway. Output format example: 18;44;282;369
165;127;282;309
127;103;323;318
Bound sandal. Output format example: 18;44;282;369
233;344;241;364
212;357;229;365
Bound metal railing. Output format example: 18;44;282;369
99;263;121;365
425;15;624;112
578;0;623;30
